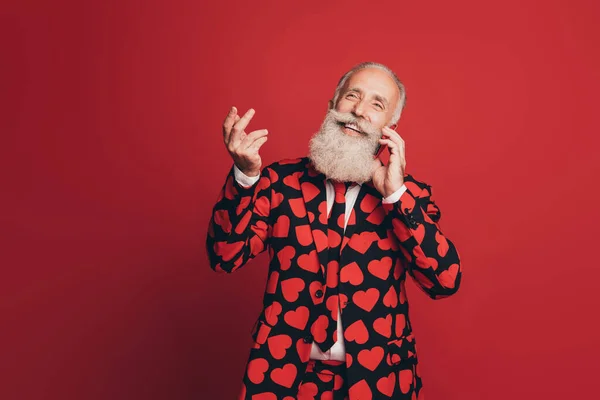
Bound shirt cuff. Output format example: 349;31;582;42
233;164;261;187
382;184;408;204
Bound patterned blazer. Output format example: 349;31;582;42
207;157;462;399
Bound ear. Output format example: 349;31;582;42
328;99;334;110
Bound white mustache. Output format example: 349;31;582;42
327;109;381;138
308;109;380;184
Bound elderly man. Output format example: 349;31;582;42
207;62;462;400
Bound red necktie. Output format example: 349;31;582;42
313;180;351;353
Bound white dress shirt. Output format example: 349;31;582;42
234;165;407;361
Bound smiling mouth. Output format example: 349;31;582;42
339;122;363;136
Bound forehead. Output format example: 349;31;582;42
342;67;399;101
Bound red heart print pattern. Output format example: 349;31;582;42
353;288;380;312
270;363;297;388
357;346;384;371
281;278;305;302
284;306;309;330
267;334;292;360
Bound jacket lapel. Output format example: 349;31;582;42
340;175;412;259
340;184;368;251
298;163;417;275
299;161;329;277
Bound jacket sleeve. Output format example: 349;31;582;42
206;164;273;273
383;181;462;299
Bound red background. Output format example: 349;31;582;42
2;0;599;399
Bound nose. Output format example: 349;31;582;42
352;99;366;118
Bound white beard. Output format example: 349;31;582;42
308;109;381;183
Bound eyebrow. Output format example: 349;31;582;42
346;87;389;108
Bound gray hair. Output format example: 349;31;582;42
331;62;406;125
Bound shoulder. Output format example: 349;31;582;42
263;157;310;177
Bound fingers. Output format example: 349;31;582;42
234;135;268;174
249;136;268;151
378;138;398;155
223;106;238;144
230;108;256;148
381;127;405;157
240;129;269;150
381;126;404;146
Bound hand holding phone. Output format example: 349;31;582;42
373;124;397;158
371;125;406;198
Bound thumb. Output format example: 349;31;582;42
371;158;383;172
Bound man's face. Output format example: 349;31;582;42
333;67;400;136
308;67;401;183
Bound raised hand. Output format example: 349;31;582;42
371;126;406;197
222;107;269;177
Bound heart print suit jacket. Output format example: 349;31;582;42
207;157;462;399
